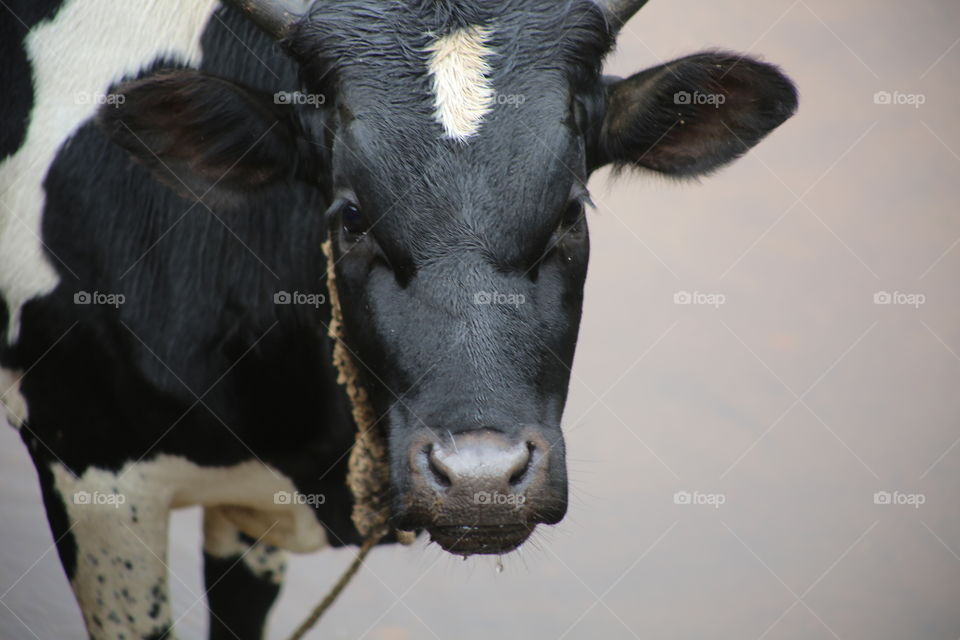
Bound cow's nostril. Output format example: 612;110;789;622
420;430;538;493
426;445;452;488
508;441;536;486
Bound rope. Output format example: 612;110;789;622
283;241;412;638
320;239;395;539
285;529;386;640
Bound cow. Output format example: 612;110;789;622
0;0;797;638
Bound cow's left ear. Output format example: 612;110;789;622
98;70;323;207
588;52;797;176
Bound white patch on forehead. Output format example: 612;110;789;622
0;368;27;429
0;0;219;343
425;25;495;142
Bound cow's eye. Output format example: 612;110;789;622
561;200;586;229
339;201;368;238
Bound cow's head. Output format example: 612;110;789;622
101;0;796;555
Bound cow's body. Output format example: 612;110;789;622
2;2;358;637
2;1;797;638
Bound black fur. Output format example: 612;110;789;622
97;72;307;209
0;0;64;159
18;1;361;543
203;548;281;640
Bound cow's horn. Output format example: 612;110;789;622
223;0;314;39
592;0;651;32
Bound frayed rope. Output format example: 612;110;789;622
286;240;413;640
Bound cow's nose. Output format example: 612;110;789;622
401;427;566;555
425;430;533;493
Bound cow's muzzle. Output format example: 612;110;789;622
396;428;566;555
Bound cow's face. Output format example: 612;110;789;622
102;0;796;555
293;3;611;554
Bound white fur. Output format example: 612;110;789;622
52;461;176;638
0;368;27;429
54;455;329;554
0;0;220;343
425;25;496;142
52;455;327;637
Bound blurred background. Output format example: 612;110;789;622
3;0;959;638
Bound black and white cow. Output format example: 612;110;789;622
0;0;797;637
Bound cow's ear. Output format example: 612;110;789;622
98;70;320;206
589;52;797;176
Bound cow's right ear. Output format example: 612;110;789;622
98;70;321;207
